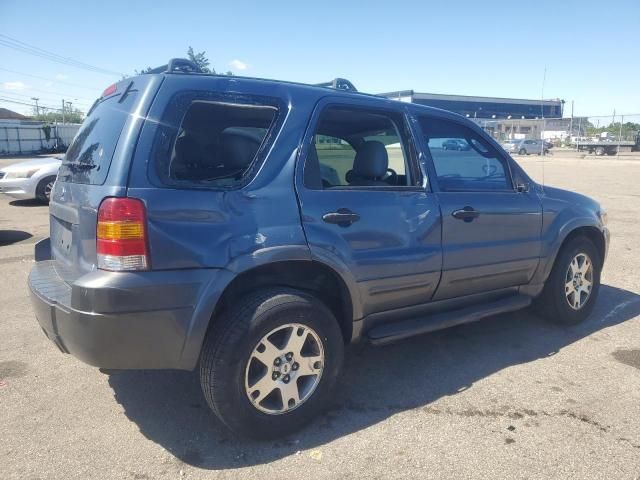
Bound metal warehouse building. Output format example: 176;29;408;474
380;90;564;120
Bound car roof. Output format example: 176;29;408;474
148;70;463;120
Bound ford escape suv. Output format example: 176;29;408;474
28;59;609;438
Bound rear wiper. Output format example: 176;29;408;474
61;162;98;171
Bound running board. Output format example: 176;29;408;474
367;294;532;346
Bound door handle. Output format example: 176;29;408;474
452;206;480;222
322;208;361;227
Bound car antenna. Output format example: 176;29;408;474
540;66;546;194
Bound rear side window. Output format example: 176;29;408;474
419;116;512;192
58;85;138;185
155;101;278;188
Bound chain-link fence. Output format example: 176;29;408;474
474;114;640;143
472;113;640;155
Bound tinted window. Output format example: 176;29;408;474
58;86;138;185
156;101;277;187
305;106;415;189
419;116;511;192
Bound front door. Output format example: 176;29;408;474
296;98;442;316
415;113;542;300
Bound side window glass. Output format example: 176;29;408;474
305;106;415;189
155;100;278;188
419;116;511;192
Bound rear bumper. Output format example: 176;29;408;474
28;249;233;370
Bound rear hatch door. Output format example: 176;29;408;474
49;75;162;282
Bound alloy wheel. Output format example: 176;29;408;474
244;323;324;414
565;252;593;310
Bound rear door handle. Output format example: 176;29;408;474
452;206;480;222
322;208;361;226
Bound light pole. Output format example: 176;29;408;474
31;97;39;116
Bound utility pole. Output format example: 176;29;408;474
67;101;73;122
31;97;40;117
569;100;574;137
61;99;66;125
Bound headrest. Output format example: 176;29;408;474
220;132;260;169
352;141;388;178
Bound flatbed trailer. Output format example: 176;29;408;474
576;135;640;156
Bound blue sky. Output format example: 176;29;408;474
1;0;638;117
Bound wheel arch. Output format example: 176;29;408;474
540;223;607;284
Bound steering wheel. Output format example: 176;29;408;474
383;168;398;185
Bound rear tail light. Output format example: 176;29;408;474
97;197;149;271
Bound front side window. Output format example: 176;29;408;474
305;106;416;189
419;116;512;192
154;100;278;188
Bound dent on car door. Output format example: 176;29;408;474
296;100;442;316
417;114;542;300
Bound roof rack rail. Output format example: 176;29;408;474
146;58;202;75
315;78;358;92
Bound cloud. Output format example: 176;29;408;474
229;59;249;71
2;81;28;91
55;74;69;80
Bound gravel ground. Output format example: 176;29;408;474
0;153;639;480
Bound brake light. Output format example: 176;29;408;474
97;198;149;271
101;83;117;97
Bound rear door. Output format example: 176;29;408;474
296;97;442;316
415;112;542;300
49;75;162;281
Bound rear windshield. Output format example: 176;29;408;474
58;84;138;185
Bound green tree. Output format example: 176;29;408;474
33;107;84;124
187;46;213;73
135;47;234;75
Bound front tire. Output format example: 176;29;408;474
518;148;526;155
536;236;601;325
199;288;344;438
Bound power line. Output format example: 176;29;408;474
0;67;103;92
0;87;93;105
0;96;65;112
0;34;125;77
0;90;91;109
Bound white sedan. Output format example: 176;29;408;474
0;157;61;203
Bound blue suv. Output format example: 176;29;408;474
28;59;609;438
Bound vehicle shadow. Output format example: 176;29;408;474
9;199;45;207
107;284;640;469
0;230;33;246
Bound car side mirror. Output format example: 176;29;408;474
515;182;529;193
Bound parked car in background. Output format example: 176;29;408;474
442;138;470;150
28;59;609;438
502;138;548;155
0;157;61;203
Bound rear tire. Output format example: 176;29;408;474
535;236;601;325
199;288;344;438
35;176;56;204
595;146;606;156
